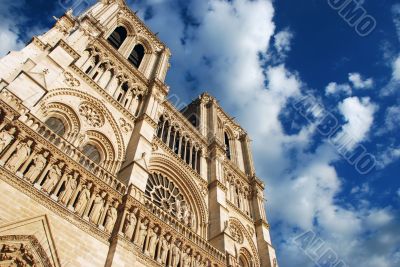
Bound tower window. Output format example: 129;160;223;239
45;117;66;137
82;144;101;164
107;26;128;50
225;132;231;160
188;114;197;127
128;44;145;68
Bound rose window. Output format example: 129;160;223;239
145;173;194;228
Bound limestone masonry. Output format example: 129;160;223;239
0;0;278;266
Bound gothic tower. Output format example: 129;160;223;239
0;0;278;266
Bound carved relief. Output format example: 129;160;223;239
104;200;119;233
5;140;33;173
64;72;80;87
119;118;133;133
25;151;49;183
78;102;105;128
123;207;138;240
42;161;65;194
0;127;16;154
229;222;244;244
75;182;93;216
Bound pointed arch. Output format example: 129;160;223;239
229;217;261;267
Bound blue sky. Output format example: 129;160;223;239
1;0;399;266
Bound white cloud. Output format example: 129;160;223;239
0;1;25;56
274;29;293;58
384;106;400;132
377;146;400;169
336;97;377;150
349;72;374;89
325;82;352;96
392;56;400;81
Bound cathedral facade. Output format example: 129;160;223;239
0;0;278;266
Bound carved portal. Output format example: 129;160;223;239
0;235;53;267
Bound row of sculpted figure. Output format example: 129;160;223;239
0;125;119;235
121;207;212;267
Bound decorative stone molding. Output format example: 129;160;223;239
228;222;244;244
63;72;80;87
79;101;105;128
119;118;133;133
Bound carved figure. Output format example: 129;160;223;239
146;226;159;258
181;247;192;267
104;200;119;233
0;127;16;154
42;161;64;193
5;140;32;172
75;182;92;216
136;218;149;249
25;151;49;183
170;240;182;267
89;191;107;224
158;233;171;264
123;207;138;240
59;171;79;205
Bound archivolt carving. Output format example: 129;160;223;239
229;218;260;267
149;154;208;236
79;101;105;128
229;221;244;244
0;235;54;267
41;89;125;162
86;130;115;161
40;102;81;135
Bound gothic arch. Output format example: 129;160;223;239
116;17;136;37
135;35;154;54
85;130;116;162
229;217;260;267
39;102;81;137
149;153;208;237
41;88;126;162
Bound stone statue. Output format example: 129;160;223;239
59;171;79;205
182;205;191;226
158;233;171;265
175;198;182;220
194;254;202;267
75;182;92;216
0;127;16;154
42;161;64;193
181;247;192;267
89;191;107;224
123;207;138;240
136;218;149;249
25;151;49;183
104;200;119;233
5;140;33;173
170;240;182;267
146;226;159;258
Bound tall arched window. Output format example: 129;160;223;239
82;144;101;164
45;117;66;137
224;132;231;160
128;44;145;68
107;26;128;49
